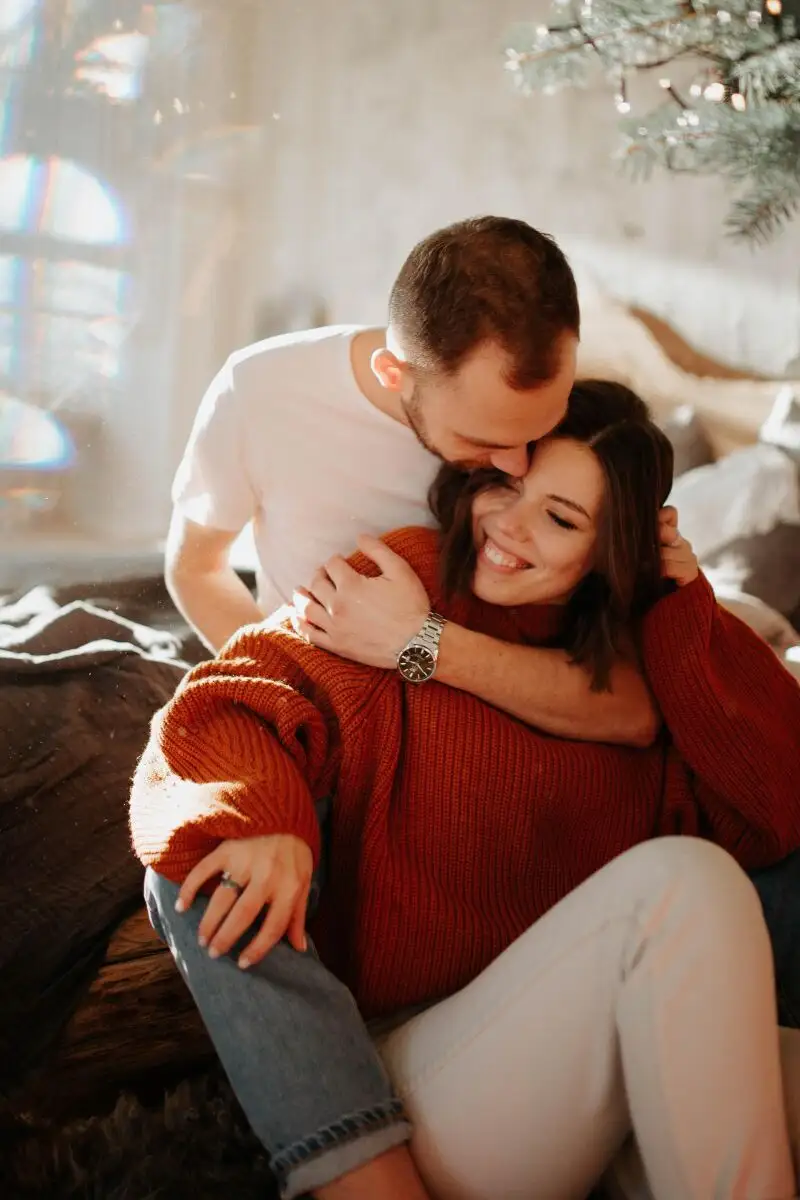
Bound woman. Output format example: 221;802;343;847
131;382;800;1200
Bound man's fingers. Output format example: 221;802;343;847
178;846;225;912
660;506;679;527
207;883;267;959
355;534;407;578
323;555;359;588
294;594;332;633
661;549;692;575
298;621;335;651
306;574;338;614
239;894;297;968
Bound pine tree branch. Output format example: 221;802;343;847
727;188;800;242
505;1;800;240
512;5;730;69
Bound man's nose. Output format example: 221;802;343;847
488;445;529;477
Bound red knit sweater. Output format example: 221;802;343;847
130;527;800;1019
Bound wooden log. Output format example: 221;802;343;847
11;906;216;1121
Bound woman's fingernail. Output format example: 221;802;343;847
302;936;308;952
208;945;220;959
197;934;207;948
238;956;250;970
174;898;185;913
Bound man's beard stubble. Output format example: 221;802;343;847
401;386;441;459
401;385;478;471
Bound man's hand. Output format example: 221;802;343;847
176;834;313;969
660;506;699;588
293;534;430;669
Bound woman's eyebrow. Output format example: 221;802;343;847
546;493;590;519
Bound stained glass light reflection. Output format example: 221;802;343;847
0;154;129;244
0;393;75;469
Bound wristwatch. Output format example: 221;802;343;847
397;613;447;684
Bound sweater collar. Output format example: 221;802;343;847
440;588;565;647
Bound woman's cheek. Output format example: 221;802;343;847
549;534;594;580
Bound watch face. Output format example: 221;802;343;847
398;644;436;683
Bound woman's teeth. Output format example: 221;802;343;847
482;538;531;572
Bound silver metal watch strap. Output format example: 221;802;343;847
414;612;446;649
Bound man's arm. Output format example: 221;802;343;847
165;514;263;653
435;623;658;747
295;535;660;748
167;353;263;652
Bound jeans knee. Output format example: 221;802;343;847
143;867;182;941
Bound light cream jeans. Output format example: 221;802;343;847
377;838;800;1200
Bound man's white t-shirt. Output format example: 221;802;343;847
172;326;439;615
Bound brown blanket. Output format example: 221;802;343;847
0;584;190;1091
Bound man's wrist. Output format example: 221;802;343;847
427;621;470;688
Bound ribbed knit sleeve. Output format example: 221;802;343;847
642;572;800;867
130;621;376;883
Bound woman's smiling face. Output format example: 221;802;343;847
470;436;606;607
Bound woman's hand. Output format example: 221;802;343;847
660;506;699;588
176;834;314;969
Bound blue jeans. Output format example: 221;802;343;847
751;847;800;1029
145;845;800;1197
145;868;410;1198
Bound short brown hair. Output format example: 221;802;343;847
429;380;674;691
388;216;580;388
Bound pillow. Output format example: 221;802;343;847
704;523;800;620
760;384;800;463
658;405;714;477
714;586;799;654
668;443;800;562
576;286;797;457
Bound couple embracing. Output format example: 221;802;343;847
131;217;800;1200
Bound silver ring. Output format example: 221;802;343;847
220;871;243;893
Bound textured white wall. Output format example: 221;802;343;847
243;0;800;375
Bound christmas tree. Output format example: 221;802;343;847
505;1;800;242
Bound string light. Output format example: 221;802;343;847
717;9;732;23
704;80;726;101
689;83;703;97
615;75;630;113
766;0;782;15
731;92;747;110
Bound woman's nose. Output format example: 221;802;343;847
488;445;529;478
496;500;533;544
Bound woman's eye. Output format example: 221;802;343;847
547;510;577;531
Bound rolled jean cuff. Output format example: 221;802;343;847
275;1097;411;1199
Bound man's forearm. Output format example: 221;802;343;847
166;566;264;654
436;623;659;747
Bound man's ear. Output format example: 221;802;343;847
371;348;407;393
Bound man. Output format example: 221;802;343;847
166;215;657;747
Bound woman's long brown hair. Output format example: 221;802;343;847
428;380;675;691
